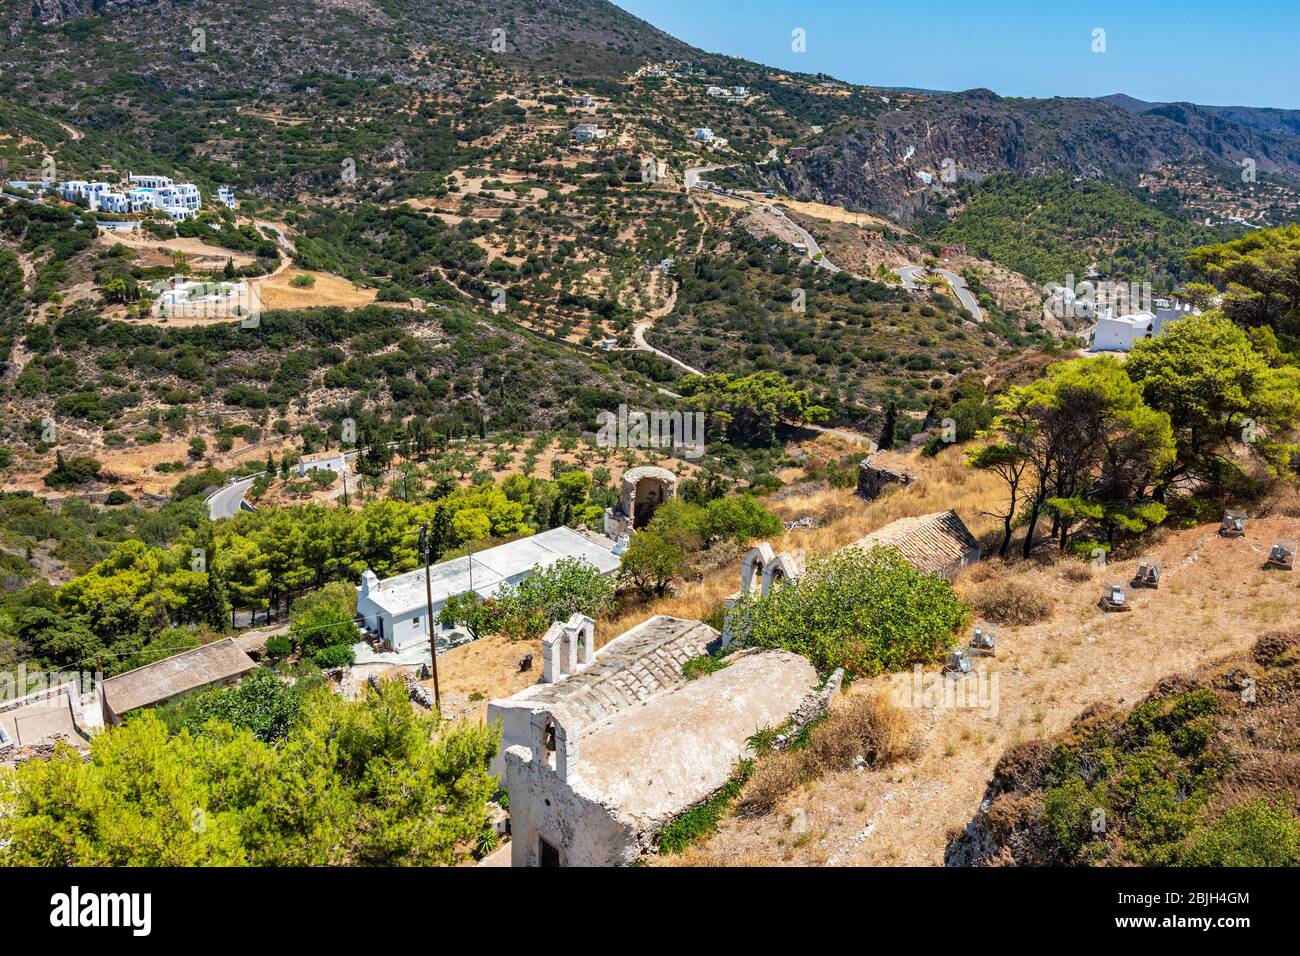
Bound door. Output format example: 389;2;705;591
539;837;561;867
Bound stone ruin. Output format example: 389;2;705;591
943;649;973;676
604;465;677;539
968;624;996;656
856;455;913;501
485;613;822;866
1099;582;1131;612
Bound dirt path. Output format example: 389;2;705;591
54;118;83;142
676;516;1300;866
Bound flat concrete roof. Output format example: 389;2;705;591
101;638;256;715
363;526;621;617
0;687;83;748
575;648;817;827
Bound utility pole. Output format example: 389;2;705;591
418;524;442;711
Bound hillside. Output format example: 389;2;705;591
776;88;1300;222
949;630;1300;866
660;454;1300;865
933;173;1230;288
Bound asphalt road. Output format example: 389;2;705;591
934;268;985;322
206;475;256;520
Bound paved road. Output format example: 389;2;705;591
206;476;256;520
892;265;984;321
631;319;705;375
895;265;925;290
934;268;984;322
683;163;734;190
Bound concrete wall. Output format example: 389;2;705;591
504;746;640;867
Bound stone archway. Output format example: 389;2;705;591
618;466;678;531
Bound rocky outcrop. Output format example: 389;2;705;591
25;0;158;26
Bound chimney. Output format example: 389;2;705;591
359;569;379;596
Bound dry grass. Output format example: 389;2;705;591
598;444;1005;644
255;269;377;309
678;513;1300;866
737;692;919;817
961;577;1056;625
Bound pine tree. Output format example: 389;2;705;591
878;400;897;450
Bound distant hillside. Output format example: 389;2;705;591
1;0;698;100
933;173;1231;288
777;88;1300;221
1104;93;1300;138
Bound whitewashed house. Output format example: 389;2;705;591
1091;302;1199;352
355;526;622;653
127;173;201;219
217;187;237;209
296;451;348;476
570;123;607;143
96;192;131;213
1092;310;1154;351
693;127;714;141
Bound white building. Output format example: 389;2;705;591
127;173;201;219
297;451;348;477
693;127;714;141
128;173;174;190
150;274;257;320
1091;302;1199;352
488;613;825;866
570;123;607;143
355;526;622;653
95;192;131;213
60;181;115;204
217;187;237;209
1092;310;1155;351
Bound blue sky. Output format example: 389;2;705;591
614;0;1300;109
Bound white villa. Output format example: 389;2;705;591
693;127;714;141
355;526;622;653
150;274;257;320
217;187;237;209
570;123;608;143
1091;301;1199;352
297;451;349;477
55;173;201;220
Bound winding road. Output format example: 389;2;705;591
206;476;257;520
685;170;981;319
933;267;984;321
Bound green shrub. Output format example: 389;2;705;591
682;654;728;680
313;644;356;669
490;557;615;640
657;762;751;854
730;545;968;676
265;634;293;659
1180;800;1300;867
